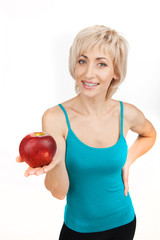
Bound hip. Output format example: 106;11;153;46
59;214;136;240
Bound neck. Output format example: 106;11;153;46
77;93;111;117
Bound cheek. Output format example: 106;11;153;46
75;67;84;79
101;71;114;83
74;67;78;79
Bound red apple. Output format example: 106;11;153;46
19;132;57;168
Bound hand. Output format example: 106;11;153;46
16;155;59;177
121;164;130;197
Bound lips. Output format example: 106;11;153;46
82;80;100;89
82;80;99;85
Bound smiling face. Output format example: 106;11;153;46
74;45;117;99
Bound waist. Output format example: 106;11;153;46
64;190;135;233
66;183;131;214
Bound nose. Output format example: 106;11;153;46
85;63;95;79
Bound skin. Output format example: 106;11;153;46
16;45;156;198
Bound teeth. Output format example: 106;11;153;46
83;81;99;86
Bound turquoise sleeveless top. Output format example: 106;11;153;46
58;101;135;233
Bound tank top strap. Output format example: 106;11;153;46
58;104;71;130
119;101;123;136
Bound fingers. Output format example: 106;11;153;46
122;167;129;197
24;163;53;177
124;183;129;197
24;166;43;177
35;167;45;176
16;156;24;162
123;175;129;196
23;158;57;177
24;167;33;177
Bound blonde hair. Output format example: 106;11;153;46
68;25;129;99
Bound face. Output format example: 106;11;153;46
75;45;117;98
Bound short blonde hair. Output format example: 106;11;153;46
68;25;129;99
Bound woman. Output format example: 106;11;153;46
17;25;156;240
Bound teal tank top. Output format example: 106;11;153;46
58;101;135;233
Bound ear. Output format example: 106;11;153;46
113;74;119;80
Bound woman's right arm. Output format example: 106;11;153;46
42;106;69;200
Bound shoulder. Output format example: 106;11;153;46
122;101;157;140
42;105;66;137
42;105;64;120
110;99;141;120
42;105;64;123
42;97;78;136
122;101;145;121
122;101;147;132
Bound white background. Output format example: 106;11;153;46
0;0;160;239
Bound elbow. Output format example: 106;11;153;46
50;187;67;200
148;129;157;150
154;128;157;140
152;128;157;145
44;179;66;200
51;191;66;200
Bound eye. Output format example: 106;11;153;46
98;63;107;67
78;59;86;64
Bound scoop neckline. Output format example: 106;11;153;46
67;128;127;150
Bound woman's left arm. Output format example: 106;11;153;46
122;103;157;196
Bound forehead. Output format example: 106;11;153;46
80;44;112;60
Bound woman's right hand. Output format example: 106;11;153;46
16;132;65;177
17;105;67;177
16;154;61;177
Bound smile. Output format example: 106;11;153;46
82;81;100;89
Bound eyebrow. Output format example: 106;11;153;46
81;55;109;61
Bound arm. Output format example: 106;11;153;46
16;106;69;199
124;103;156;168
42;106;69;200
122;103;156;196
